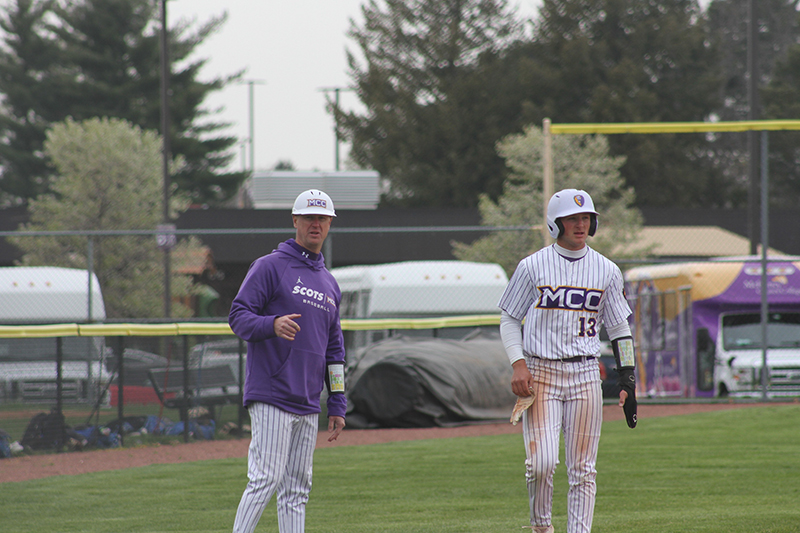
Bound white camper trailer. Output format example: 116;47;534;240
0;267;108;402
0;266;105;324
330;260;508;354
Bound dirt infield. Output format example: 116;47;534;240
0;402;782;484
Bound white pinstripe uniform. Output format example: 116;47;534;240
233;403;318;533
498;244;631;533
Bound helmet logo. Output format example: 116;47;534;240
573;195;585;207
306;199;327;208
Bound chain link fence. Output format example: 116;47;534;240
0;226;795;456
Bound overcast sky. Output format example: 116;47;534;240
168;0;541;174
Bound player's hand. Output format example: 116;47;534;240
327;416;345;442
511;360;534;397
274;313;301;340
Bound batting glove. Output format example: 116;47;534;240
618;367;637;428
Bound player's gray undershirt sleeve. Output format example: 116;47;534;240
500;310;525;365
605;320;632;341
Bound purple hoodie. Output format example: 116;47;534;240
229;239;346;418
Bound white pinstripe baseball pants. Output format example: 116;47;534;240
522;357;603;533
233;402;318;533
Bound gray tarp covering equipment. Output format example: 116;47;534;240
345;333;516;428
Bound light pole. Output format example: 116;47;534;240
240;79;266;172
319;86;353;170
239;139;247;171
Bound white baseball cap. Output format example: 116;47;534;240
291;189;336;217
546;189;598;239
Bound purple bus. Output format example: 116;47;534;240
624;258;800;398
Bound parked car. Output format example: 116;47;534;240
598;354;621;399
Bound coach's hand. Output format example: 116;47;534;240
618;368;637;428
511;359;534;397
328;416;345;442
274;314;301;341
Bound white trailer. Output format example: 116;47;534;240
0;266;105;324
331;260;508;318
330;260;508;355
0;266;108;402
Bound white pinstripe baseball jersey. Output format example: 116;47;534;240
498;245;631;360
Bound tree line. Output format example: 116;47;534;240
338;0;800;209
2;0;800;213
0;0;245;209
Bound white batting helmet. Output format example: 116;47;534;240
292;189;336;217
546;189;598;239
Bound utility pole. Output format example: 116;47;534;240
319;87;354;170
747;0;760;255
158;0;174;318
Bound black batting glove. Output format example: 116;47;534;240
618;367;637;428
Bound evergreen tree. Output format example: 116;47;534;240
705;0;800;208
338;0;527;207
340;0;725;209
0;0;62;205
525;0;723;207
761;44;800;208
452;125;647;275
0;0;246;207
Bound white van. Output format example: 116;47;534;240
0;266;108;402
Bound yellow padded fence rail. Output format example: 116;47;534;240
549;119;800;135
0;315;502;338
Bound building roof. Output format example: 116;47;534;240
636;226;787;258
640;207;800;256
249;170;381;210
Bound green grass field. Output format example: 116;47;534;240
2;404;799;532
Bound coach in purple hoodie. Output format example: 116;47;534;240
230;189;346;533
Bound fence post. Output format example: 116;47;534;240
324;235;332;269
56;337;65;450
87;236;94;323
182;335;190;443
759;130;769;401
116;336;125;446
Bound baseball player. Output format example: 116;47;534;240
498;189;637;533
229;189;347;533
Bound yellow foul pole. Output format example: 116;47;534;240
542;118;553;244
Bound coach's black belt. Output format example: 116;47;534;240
560;355;595;363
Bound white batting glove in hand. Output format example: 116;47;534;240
510;389;535;425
